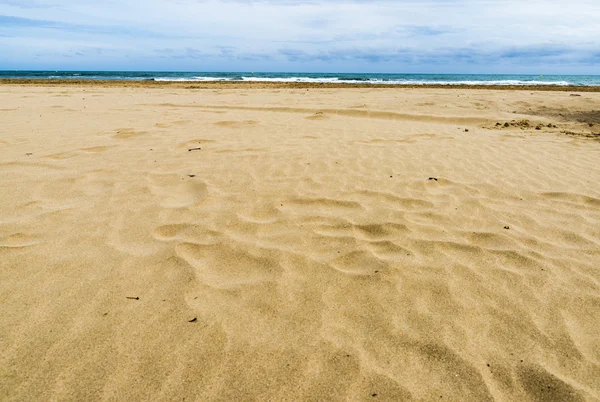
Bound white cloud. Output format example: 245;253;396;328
1;0;599;72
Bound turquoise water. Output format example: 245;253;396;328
1;71;600;86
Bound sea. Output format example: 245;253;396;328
1;71;600;86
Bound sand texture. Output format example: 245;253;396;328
1;85;599;401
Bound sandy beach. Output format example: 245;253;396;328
1;83;599;401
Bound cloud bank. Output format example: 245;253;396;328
1;0;599;73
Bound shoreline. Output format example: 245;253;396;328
2;78;600;91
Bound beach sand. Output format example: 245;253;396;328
1;84;599;401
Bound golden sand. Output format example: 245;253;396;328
1;84;599;401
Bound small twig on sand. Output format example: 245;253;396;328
188;147;202;152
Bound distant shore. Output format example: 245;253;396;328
2;78;600;91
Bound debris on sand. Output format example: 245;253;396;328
495;120;558;130
513;120;531;128
561;130;600;139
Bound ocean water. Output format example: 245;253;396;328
1;71;600;86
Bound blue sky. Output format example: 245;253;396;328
1;0;599;73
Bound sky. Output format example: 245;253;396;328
1;0;599;73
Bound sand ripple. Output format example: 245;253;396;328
1;86;599;401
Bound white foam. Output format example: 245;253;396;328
153;76;233;82
138;76;575;86
153;77;196;82
240;76;350;83
192;76;233;81
239;77;573;86
393;80;572;86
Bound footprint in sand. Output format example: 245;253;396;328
236;204;282;224
110;128;150;140
305;113;329;120
284;197;363;215
366;240;412;260
175;139;216;152
151;223;221;244
213;120;258;128
0;233;41;248
175;243;281;288
155;120;192;128
329;250;388;276
44;151;78;160
147;173;208;208
44;146;113;160
79;146;112;153
353;223;410;240
354;190;434;211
